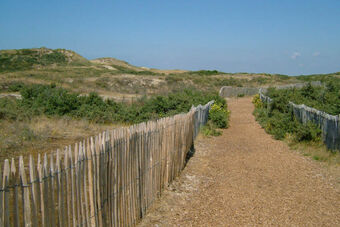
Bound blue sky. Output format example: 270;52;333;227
1;0;339;75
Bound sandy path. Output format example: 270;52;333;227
138;97;340;226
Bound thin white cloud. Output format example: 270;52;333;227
312;52;320;57
291;52;301;60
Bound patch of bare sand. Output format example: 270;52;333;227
138;97;340;226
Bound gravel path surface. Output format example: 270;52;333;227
138;97;340;226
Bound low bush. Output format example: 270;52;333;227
213;77;244;87
294;121;321;142
266;81;340;115
252;94;263;109
253;94;322;142
0;49;68;72
254;81;339;144
112;65;158;76
0;84;226;125
201;100;230;137
201;121;222;137
209;103;230;129
188;70;222;76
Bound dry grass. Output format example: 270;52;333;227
0;116;126;163
0;62;304;100
285;136;340;186
285;134;340;165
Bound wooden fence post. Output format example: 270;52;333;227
2;159;10;227
19;156;32;227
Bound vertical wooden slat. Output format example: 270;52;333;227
144;124;148;214
29;156;38;227
108;132;113;227
112;131;117;227
113;131;118;227
133;128;139;223
81;140;89;227
84;139;92;227
43;154;50;226
104;131;109;226
121;130;125;226
125;129;129;226
128;129;134;226
110;131;114;227
116;131;121;227
100;132;108;226
110;132;115;227
10;158;19;227
49;154;56;227
143;124;147;216
127;129;132;226
95;135;103;227
2;159;10;227
75;143;82;226
36;155;45;227
69;147;76;227
137;127;142;221
130;130;135;225
19;156;32;227
90;137;98;227
78;142;85;226
56;150;65;227
139;125;144;218
120;129;123;225
103;131;108;226
124;129;128;226
0;164;3;227
64;147;71;227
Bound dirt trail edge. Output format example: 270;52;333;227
138;97;340;226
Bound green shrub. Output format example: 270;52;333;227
0;98;22;120
209;103;230;129
293;121;321;142
250;77;270;84
252;94;263;109
266;81;340;115
252;92;323;143
214;77;244;87
1;84;225;125
0;49;68;72
8;82;25;92
201;121;222;137
112;65;157;76
188;70;222;76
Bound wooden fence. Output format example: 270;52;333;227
0;101;213;227
259;89;339;150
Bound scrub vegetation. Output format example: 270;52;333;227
201;102;230;137
0;83;224;124
266;79;340;115
252;83;340;165
0;82;226;161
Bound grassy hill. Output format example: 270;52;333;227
0;47;339;101
0;47;89;72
